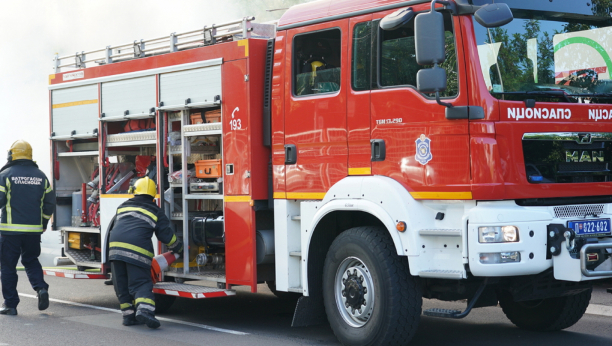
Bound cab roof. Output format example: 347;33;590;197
278;0;427;29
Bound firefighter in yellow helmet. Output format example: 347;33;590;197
0;140;56;316
108;177;182;328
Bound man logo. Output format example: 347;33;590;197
578;133;592;144
566;150;604;163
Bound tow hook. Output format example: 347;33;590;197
564;229;576;252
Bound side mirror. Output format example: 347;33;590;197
414;10;446;65
380;7;414;31
417;66;447;94
474;3;513;28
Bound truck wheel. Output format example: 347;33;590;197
323;226;422;346
154;294;176;314
498;288;592;331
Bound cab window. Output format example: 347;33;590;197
293;29;341;96
379;11;458;97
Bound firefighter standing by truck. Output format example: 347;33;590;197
108;177;182;328
0;140;56;316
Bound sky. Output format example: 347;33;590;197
0;0;312;177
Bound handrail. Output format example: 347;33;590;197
52;16;269;73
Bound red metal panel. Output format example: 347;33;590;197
370;6;471;194
50;41;245;86
246;39;271;200
347;14;373;174
284;19;349;195
224;201;257;292
223;59;250;196
272;33;287;197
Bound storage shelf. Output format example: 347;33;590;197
184;194;223;200
58;151;99;157
61;226;100;234
107;139;156;147
184;130;223;137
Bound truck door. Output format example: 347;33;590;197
347;15;374;175
369;8;471;197
284;19;349;198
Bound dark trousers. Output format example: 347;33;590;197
0;234;49;308
111;260;155;314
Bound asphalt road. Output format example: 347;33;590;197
1;271;612;346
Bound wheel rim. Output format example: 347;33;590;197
334;256;375;327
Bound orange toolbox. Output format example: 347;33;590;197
190;112;203;124
195;159;223;178
205;109;221;123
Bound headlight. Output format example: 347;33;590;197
478;226;519;243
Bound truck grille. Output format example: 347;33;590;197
522;132;612;184
553;204;605;218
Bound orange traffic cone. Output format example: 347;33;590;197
151;252;180;283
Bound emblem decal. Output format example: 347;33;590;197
415;134;432;165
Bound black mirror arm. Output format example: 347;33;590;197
435;92;453;108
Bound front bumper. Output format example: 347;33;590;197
467;200;612;282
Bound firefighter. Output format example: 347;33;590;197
0;140;56;316
109;176;182;328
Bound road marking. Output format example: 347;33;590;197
586;303;612;317
18;293;248;335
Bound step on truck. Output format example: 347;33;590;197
45;0;612;344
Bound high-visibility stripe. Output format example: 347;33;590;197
117;207;158;222
286;192;326;200
273;192;286;199
52;99;98;109
167;234;177;246
40;180;48;224
6;179;11;224
45;186;53;193
238;40;249;57
120;303;132;309
42;214;52;220
0;223;43;232
224;196;251;202
1;223;44;229
409;191;473;200
0;186;5;192
348;167;371;175
109;242;154;258
135;297;155;306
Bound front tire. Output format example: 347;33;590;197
498;288;592;331
323;226;422;346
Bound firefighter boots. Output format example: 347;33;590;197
0;304;17;315
136;309;161;329
123;313;145;326
37;288;49;311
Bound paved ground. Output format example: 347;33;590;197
1;234;610;345
0;272;611;346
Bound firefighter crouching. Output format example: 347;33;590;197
0;140;56;316
109;177;182;328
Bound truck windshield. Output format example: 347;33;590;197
473;2;612;104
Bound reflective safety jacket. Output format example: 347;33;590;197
108;195;179;268
0;160;56;235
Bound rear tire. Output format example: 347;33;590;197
323;226;422;346
154;294;176;314
498;288;591;331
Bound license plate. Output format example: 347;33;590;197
567;219;611;237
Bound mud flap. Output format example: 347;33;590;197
291;296;327;327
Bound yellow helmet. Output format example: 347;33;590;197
132;177;157;197
9;140;32;161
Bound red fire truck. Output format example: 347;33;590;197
45;0;612;344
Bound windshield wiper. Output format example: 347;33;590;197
565;93;612;99
491;90;573;103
